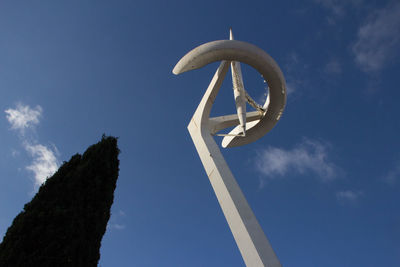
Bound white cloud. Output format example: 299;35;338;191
5;103;42;134
324;59;342;74
118;210;126;216
314;0;363;17
11;149;20;158
336;190;363;203
25;143;59;186
255;139;338;182
107;223;126;231
314;0;345;16
352;2;400;72
107;210;127;231
283;52;308;96
285;82;296;95
111;223;126;230
383;161;400;185
5;102;60;188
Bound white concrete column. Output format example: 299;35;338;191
187;61;282;267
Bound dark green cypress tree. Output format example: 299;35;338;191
0;135;120;267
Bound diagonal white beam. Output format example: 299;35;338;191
187;61;282;267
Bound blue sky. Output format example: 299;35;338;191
1;0;399;266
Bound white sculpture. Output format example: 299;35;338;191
173;29;286;267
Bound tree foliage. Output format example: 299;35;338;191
0;136;120;267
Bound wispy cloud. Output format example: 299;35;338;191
352;2;400;72
11;149;20;158
283;52;308;96
285;82;296;95
336;190;363;204
5;103;59;188
324;59;342;74
107;210;127;231
383;161;400;185
5;103;42;134
314;0;363;18
255;139;339;183
118;210;126;216
314;0;346;16
25;143;58;187
108;223;126;230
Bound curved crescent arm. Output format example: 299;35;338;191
173;40;286;148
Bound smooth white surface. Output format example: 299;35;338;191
186;61;282;266
173;39;286;147
174;35;286;266
230;29;247;136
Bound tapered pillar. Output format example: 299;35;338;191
187;61;282;267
